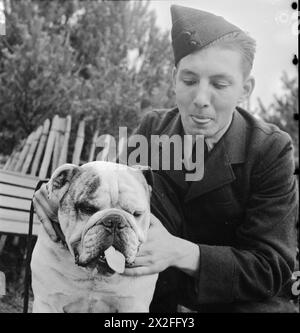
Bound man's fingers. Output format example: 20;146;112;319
40;220;58;242
122;266;153;276
35;216;58;242
33;189;58;221
32;197;58;241
38;183;49;198
35;185;58;220
136;243;152;257
32;185;59;242
130;257;151;267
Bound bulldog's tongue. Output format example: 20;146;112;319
104;246;125;273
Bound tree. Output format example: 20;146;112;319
256;71;298;165
0;0;175;156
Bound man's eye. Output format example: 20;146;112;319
213;82;229;89
183;79;197;86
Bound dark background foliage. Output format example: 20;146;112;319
256;71;298;164
0;0;175;157
0;0;297;161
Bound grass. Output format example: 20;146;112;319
0;291;33;313
0;234;34;313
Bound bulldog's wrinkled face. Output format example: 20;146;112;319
47;161;152;274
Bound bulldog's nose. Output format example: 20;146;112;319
102;214;127;230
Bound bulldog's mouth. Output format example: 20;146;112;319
73;213;139;274
98;246;135;273
75;246;134;275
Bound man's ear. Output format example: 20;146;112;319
172;66;177;90
239;76;255;103
47;164;80;202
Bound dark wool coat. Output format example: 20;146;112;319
127;106;298;313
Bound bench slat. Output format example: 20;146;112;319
0;170;39;188
0;195;32;211
0;207;39;223
0;170;43;236
0;183;34;199
0;219;40;235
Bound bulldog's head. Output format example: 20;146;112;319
47;161;153;274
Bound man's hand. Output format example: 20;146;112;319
123;214;200;277
123;214;178;276
32;183;59;241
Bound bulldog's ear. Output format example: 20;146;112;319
47;163;80;201
131;165;154;188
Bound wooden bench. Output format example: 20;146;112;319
0;115;89;252
0;170;40;237
0;113;125;252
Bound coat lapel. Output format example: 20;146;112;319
153;108;247;198
185;109;247;202
185;139;235;201
156;110;188;190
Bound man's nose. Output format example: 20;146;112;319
193;81;210;108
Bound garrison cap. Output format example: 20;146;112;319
171;5;242;66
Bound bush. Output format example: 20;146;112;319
0;0;175;155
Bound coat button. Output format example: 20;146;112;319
182;31;192;38
190;40;197;47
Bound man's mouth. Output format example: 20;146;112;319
191;115;211;125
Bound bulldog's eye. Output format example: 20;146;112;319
133;211;143;218
76;203;98;215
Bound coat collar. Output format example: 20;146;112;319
222;107;247;165
156;109;187;190
156;107;248;200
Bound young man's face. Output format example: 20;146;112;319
173;45;254;137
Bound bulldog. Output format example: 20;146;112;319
31;161;158;313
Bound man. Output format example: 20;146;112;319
34;5;298;312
